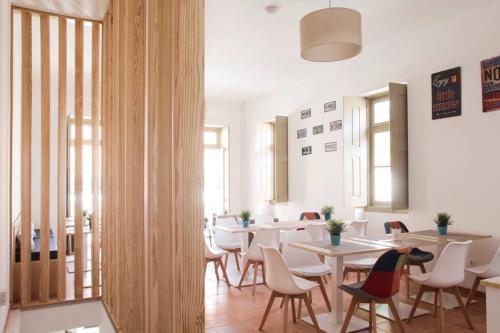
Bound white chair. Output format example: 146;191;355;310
215;217;242;271
465;246;500;306
283;230;332;312
204;240;230;287
349;220;368;237
255;215;274;225
408;241;474;332
238;229;279;295
342;225;378;281
258;245;321;333
305;224;329;241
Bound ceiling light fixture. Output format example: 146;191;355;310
300;0;362;62
265;4;280;14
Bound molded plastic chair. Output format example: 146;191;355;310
299;212;321;221
238;229;279;295
408;241;474;332
305;224;328;241
340;248;409;333
385;221;435;296
465;246;500;306
258;245;321;333
343;226;378;281
349;220;368;237
283;230;332;312
204;240;230;287
255;215;274;225
215;217;242;271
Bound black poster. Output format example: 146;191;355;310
302;146;312;156
431;67;461;120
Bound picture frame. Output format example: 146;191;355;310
301;108;312;119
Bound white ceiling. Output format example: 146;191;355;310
11;0;109;20
205;0;495;102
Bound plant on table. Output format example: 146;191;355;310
325;219;346;246
241;210;251;228
321;205;334;221
434;212;453;235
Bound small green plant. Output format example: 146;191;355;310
434;212;454;227
325;219;346;235
321;205;334;216
240;210;251;221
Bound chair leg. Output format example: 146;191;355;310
280;298;285;308
217;258;231;288
224;254;229;271
214;261;220;281
303;294;321;333
297;297;302;318
259;291;277;331
291;297;297;323
438;288;445;332
466;276;480;307
252;262;258;296
317;276;332;311
261;262;266;284
323;275;328;285
452;286;474;330
233;252;240;271
406;263;411;298
433;290;439;318
238;261;252;288
343;269;348;280
357;270;361;282
341;296;358;333
419;263;426;273
369;301;377;332
407;285;425;323
388;298;406;333
282;295;289;333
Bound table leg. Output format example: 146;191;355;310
333;256;344;325
240;232;249;267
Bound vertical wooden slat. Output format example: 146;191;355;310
39;13;51;302
20;10;32;306
9;7;14;305
91;21;101;297
57;16;67;300
74;19;84;299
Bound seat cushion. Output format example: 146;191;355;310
206;247;228;259
408;272;431;284
344;257;377;269
466;264;494;278
292;275;319;293
408;248;434;264
290;264;331;277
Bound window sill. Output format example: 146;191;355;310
364;206;409;214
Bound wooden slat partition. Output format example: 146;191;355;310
20;10;32;306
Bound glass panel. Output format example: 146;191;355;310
374;166;392;203
204;148;224;219
373;99;390;124
374;131;390;166
204;131;218;145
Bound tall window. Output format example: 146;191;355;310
370;96;391;206
257;122;274;201
204;127;229;218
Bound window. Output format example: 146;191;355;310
257;122;274;201
370;96;391;206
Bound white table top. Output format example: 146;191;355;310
214;220;327;233
289;238;391;257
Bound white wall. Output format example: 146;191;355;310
242;0;500;281
205;101;244;214
0;0;11;328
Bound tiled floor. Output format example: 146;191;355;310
205;255;487;333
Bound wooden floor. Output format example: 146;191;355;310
205;255;487;333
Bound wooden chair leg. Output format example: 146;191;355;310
341;296;358;333
297;297;302;318
218;258;231;287
388;298;406;333
233;252;240;271
283;295;289;333
214;261;220;281
452;286;474;330
438;288;445;332
407;285;425;323
369;300;377;332
224;254;229;271
291;297;297;323
343;269;348;280
357;270;361;282
261;262;266;284
303;294;321;333
252;262;259;296
433;290;439;318
323;275;328;285
259;291;277;331
238;261;251;288
280;297;285;308
406;263;411;298
466;276;480;307
317;276;332;311
419;263;426;273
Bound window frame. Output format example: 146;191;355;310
204;127;222;150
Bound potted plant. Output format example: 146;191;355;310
241;210;251;228
325;219;346;246
434;212;453;235
321;205;334;221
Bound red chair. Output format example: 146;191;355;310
299;212;321;221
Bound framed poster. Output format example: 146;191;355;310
330;120;342;131
325;142;337;152
431;67;461;120
302;146;312;156
301;108;312;119
481;55;500;113
297;128;307;139
313;125;324;135
324;100;336;112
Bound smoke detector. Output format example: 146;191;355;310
265;4;280;14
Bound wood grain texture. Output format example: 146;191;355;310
91;21;101;298
74;19;84;299
274;116;288;203
39;13;51;302
57;15;67;301
20;10;32;306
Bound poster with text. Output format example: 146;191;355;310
481;55;500;113
431;67;461;120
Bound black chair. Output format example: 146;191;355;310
384;221;434;297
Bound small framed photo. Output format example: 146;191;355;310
313;125;324;135
301;108;312;119
330;120;342;131
297;128;307;139
324;101;336;112
302;146;312;156
325;142;337;152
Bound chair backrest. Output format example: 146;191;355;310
342;225;360;238
350;220;368;237
247;229;279;261
259;245;303;294
427;241;472;287
360;248;409;298
486;246;500;276
214;217;240;247
255;215;274;225
300;212;321;221
283;230;322;268
384;221;409;234
305;224;328;241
